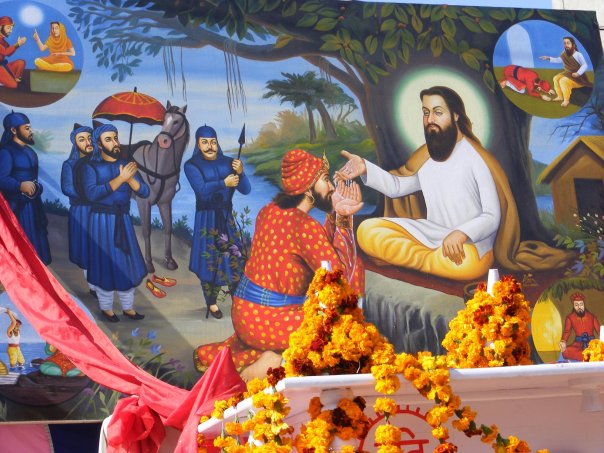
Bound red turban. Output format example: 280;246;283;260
570;292;585;302
281;149;329;195
538;79;551;93
0;17;13;26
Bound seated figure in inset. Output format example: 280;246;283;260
33;22;75;72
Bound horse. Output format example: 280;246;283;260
130;101;190;273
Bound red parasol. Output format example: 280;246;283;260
92;86;166;145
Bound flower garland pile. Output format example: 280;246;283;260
295;395;369;452
583;339;604;361
442;276;533;368
200;268;549;453
283;268;395;376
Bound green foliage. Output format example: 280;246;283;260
34;130;54;153
537;212;604;302
199;207;253;302
43;198;69;216
67;328;194;419
244;110;376;204
173;215;193;244
68;0;597;93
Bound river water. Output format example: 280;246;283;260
36;151;553;234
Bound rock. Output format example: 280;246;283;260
363;271;464;355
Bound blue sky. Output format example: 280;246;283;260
493;20;593;70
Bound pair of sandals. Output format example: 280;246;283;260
145;274;177;299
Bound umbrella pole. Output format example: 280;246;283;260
128;121;134;148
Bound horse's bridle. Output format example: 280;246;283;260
135;110;189;205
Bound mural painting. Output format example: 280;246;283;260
0;0;601;424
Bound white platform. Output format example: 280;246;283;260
199;362;604;452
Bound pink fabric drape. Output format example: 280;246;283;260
0;194;246;452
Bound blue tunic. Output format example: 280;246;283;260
184;153;251;285
61;157;91;269
0;141;51;264
81;158;149;291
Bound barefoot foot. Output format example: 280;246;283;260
240;351;283;382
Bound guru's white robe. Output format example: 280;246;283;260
362;137;501;259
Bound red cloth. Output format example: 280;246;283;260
0;193;246;452
501;65;549;97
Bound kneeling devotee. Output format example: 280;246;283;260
194;149;365;377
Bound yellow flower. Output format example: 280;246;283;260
431;425;449;441
211;400;229;419
308;396;323;419
340;446;356;453
374;397;398;418
245;377;269;397
377;445;403;453
375;423;402;445
225;421;244;436
213;435;236;449
452;417;470;431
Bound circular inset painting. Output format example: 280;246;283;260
0;1;83;108
531;287;603;364
493;20;594;118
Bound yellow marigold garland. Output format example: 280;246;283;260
583;339;604;361
199;269;551;453
295;395;369;452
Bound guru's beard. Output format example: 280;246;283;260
424;121;458;162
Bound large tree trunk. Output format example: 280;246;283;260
305;104;316;143
315;101;337;140
356;52;553;244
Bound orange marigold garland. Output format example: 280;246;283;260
442;276;533;369
284;267;395;377
296;395;369;452
203;269;550;453
583;339;604;361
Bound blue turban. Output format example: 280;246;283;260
193;124;222;157
67;123;93;161
91;123;118;162
1;112;30;147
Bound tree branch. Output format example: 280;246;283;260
302;55;364;100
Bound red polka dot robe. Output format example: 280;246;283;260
194;202;365;371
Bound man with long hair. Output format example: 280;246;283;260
338;86;500;281
540;36;592;107
194;149;365;378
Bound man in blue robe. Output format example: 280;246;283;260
184;125;251;319
0;112;51;264
81;123;149;322
61;123;98;297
